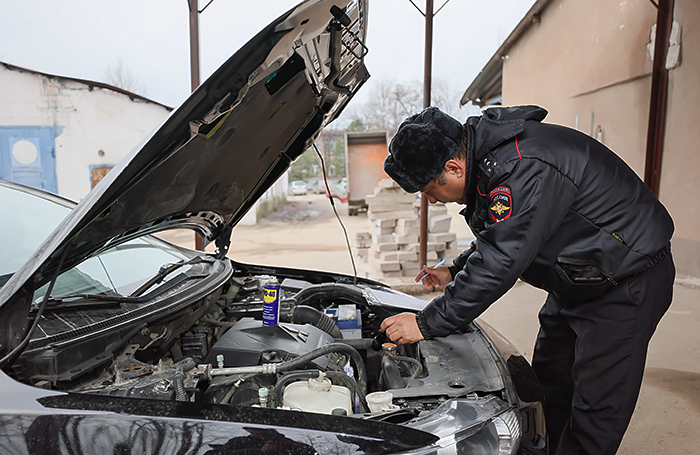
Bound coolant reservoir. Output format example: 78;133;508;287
366;391;399;413
283;373;353;415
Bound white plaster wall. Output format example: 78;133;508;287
0;65;171;202
1;64;292;226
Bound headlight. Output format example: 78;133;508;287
404;397;522;455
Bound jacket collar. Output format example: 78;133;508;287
472;105;548;161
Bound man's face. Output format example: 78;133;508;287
420;158;466;204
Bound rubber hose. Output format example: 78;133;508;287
380;355;405;390
291;283;367;308
273;370;368;413
288;305;342;339
275;343;367;397
389;354;424;380
174;357;196;402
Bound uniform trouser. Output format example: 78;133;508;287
531;249;675;455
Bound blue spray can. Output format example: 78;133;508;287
262;277;280;326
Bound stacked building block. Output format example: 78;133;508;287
354;179;458;280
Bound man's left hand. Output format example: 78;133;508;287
380;313;425;344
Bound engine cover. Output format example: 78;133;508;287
205;318;334;369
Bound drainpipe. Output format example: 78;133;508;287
644;0;675;196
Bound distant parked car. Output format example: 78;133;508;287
305;178;325;194
290;180;307;195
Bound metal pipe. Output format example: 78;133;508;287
644;0;675;196
419;0;434;268
188;0;204;251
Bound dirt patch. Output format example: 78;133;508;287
643;368;700;413
266;199;323;222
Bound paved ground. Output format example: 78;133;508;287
159;193;700;454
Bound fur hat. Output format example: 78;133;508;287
384;107;465;193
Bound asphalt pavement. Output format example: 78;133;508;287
159;193;700;454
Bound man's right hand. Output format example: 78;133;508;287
415;265;452;290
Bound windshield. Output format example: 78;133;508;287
0;183;188;298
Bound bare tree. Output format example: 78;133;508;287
354;78;465;135
104;60;147;96
357;79;422;134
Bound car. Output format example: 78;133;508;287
305;177;325;194
291;180;308;195
0;1;547;454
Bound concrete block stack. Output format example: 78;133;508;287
354;179;458;281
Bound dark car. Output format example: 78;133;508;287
0;1;547;454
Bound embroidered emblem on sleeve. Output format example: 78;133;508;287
489;186;512;222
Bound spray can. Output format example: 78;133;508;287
262;277;280;326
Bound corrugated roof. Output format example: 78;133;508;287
460;0;553;107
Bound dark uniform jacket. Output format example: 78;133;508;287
417;105;674;338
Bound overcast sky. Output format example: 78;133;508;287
1;0;535;121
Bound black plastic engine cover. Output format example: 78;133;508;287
205;318;334;369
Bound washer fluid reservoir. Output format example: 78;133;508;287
283;372;353;415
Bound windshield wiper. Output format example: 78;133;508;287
131;255;214;297
30;292;147;313
30;256;214;313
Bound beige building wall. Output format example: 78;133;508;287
499;0;700;277
662;0;700;276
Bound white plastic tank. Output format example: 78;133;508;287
366;391;399;413
283;373;353;415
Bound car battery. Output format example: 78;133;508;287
323;304;362;339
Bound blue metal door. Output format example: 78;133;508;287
0;126;62;193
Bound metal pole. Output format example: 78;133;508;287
188;0;201;91
643;0;674;196
419;0;434;268
188;0;203;250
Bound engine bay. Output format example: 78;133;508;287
21;267;505;419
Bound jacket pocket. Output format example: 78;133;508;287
549;257;618;302
554;257;617;286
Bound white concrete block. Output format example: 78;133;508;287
395;223;421;236
372;243;399;252
371;226;394;236
397;218;419;229
369;210;416;221
369;202;415;213
397;251;418;262
372;234;394;244
373;218;397;228
428;232;457;243
393;233;418;244
380;252;399;261
429;214;452;233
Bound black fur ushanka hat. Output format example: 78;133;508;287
384;106;465;193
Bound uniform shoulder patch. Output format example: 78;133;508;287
489;186;512;222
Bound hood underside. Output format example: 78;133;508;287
0;0;369;357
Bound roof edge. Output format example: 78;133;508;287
460;0;553;106
1;61;173;111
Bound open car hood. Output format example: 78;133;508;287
0;0;369;356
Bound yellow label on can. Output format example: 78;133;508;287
263;289;278;302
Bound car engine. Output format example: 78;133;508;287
28;269;498;420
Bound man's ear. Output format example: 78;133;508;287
444;159;465;178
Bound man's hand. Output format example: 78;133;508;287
415;265;452;290
380;313;424;345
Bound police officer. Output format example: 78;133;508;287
380;105;674;455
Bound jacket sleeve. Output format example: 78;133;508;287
448;241;476;279
420;157;578;337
